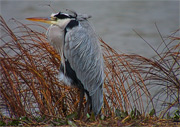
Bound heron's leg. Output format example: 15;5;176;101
77;88;84;119
84;96;91;116
83;91;92;120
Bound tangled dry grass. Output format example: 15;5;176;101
0;16;179;126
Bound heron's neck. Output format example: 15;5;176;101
57;18;71;29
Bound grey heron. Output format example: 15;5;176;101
27;10;104;118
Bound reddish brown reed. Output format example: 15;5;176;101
0;16;77;119
0;16;179;122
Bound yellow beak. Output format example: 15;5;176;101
26;17;56;24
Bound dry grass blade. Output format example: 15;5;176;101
101;39;154;116
0;16;77;120
133;27;180;117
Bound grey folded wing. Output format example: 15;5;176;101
64;23;104;96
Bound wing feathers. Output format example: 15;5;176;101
64;22;104;96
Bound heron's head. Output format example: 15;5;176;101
26;12;76;28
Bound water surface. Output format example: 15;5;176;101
1;1;179;57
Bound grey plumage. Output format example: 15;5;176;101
45;11;104;116
64;17;104;115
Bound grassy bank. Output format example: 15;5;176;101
0;16;179;126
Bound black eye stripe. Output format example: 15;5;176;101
54;12;76;19
54;13;70;19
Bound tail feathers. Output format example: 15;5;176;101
90;85;103;116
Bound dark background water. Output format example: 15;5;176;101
1;1;179;57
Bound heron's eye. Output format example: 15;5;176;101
51;16;57;21
54;17;58;21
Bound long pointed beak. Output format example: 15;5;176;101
26;17;56;24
